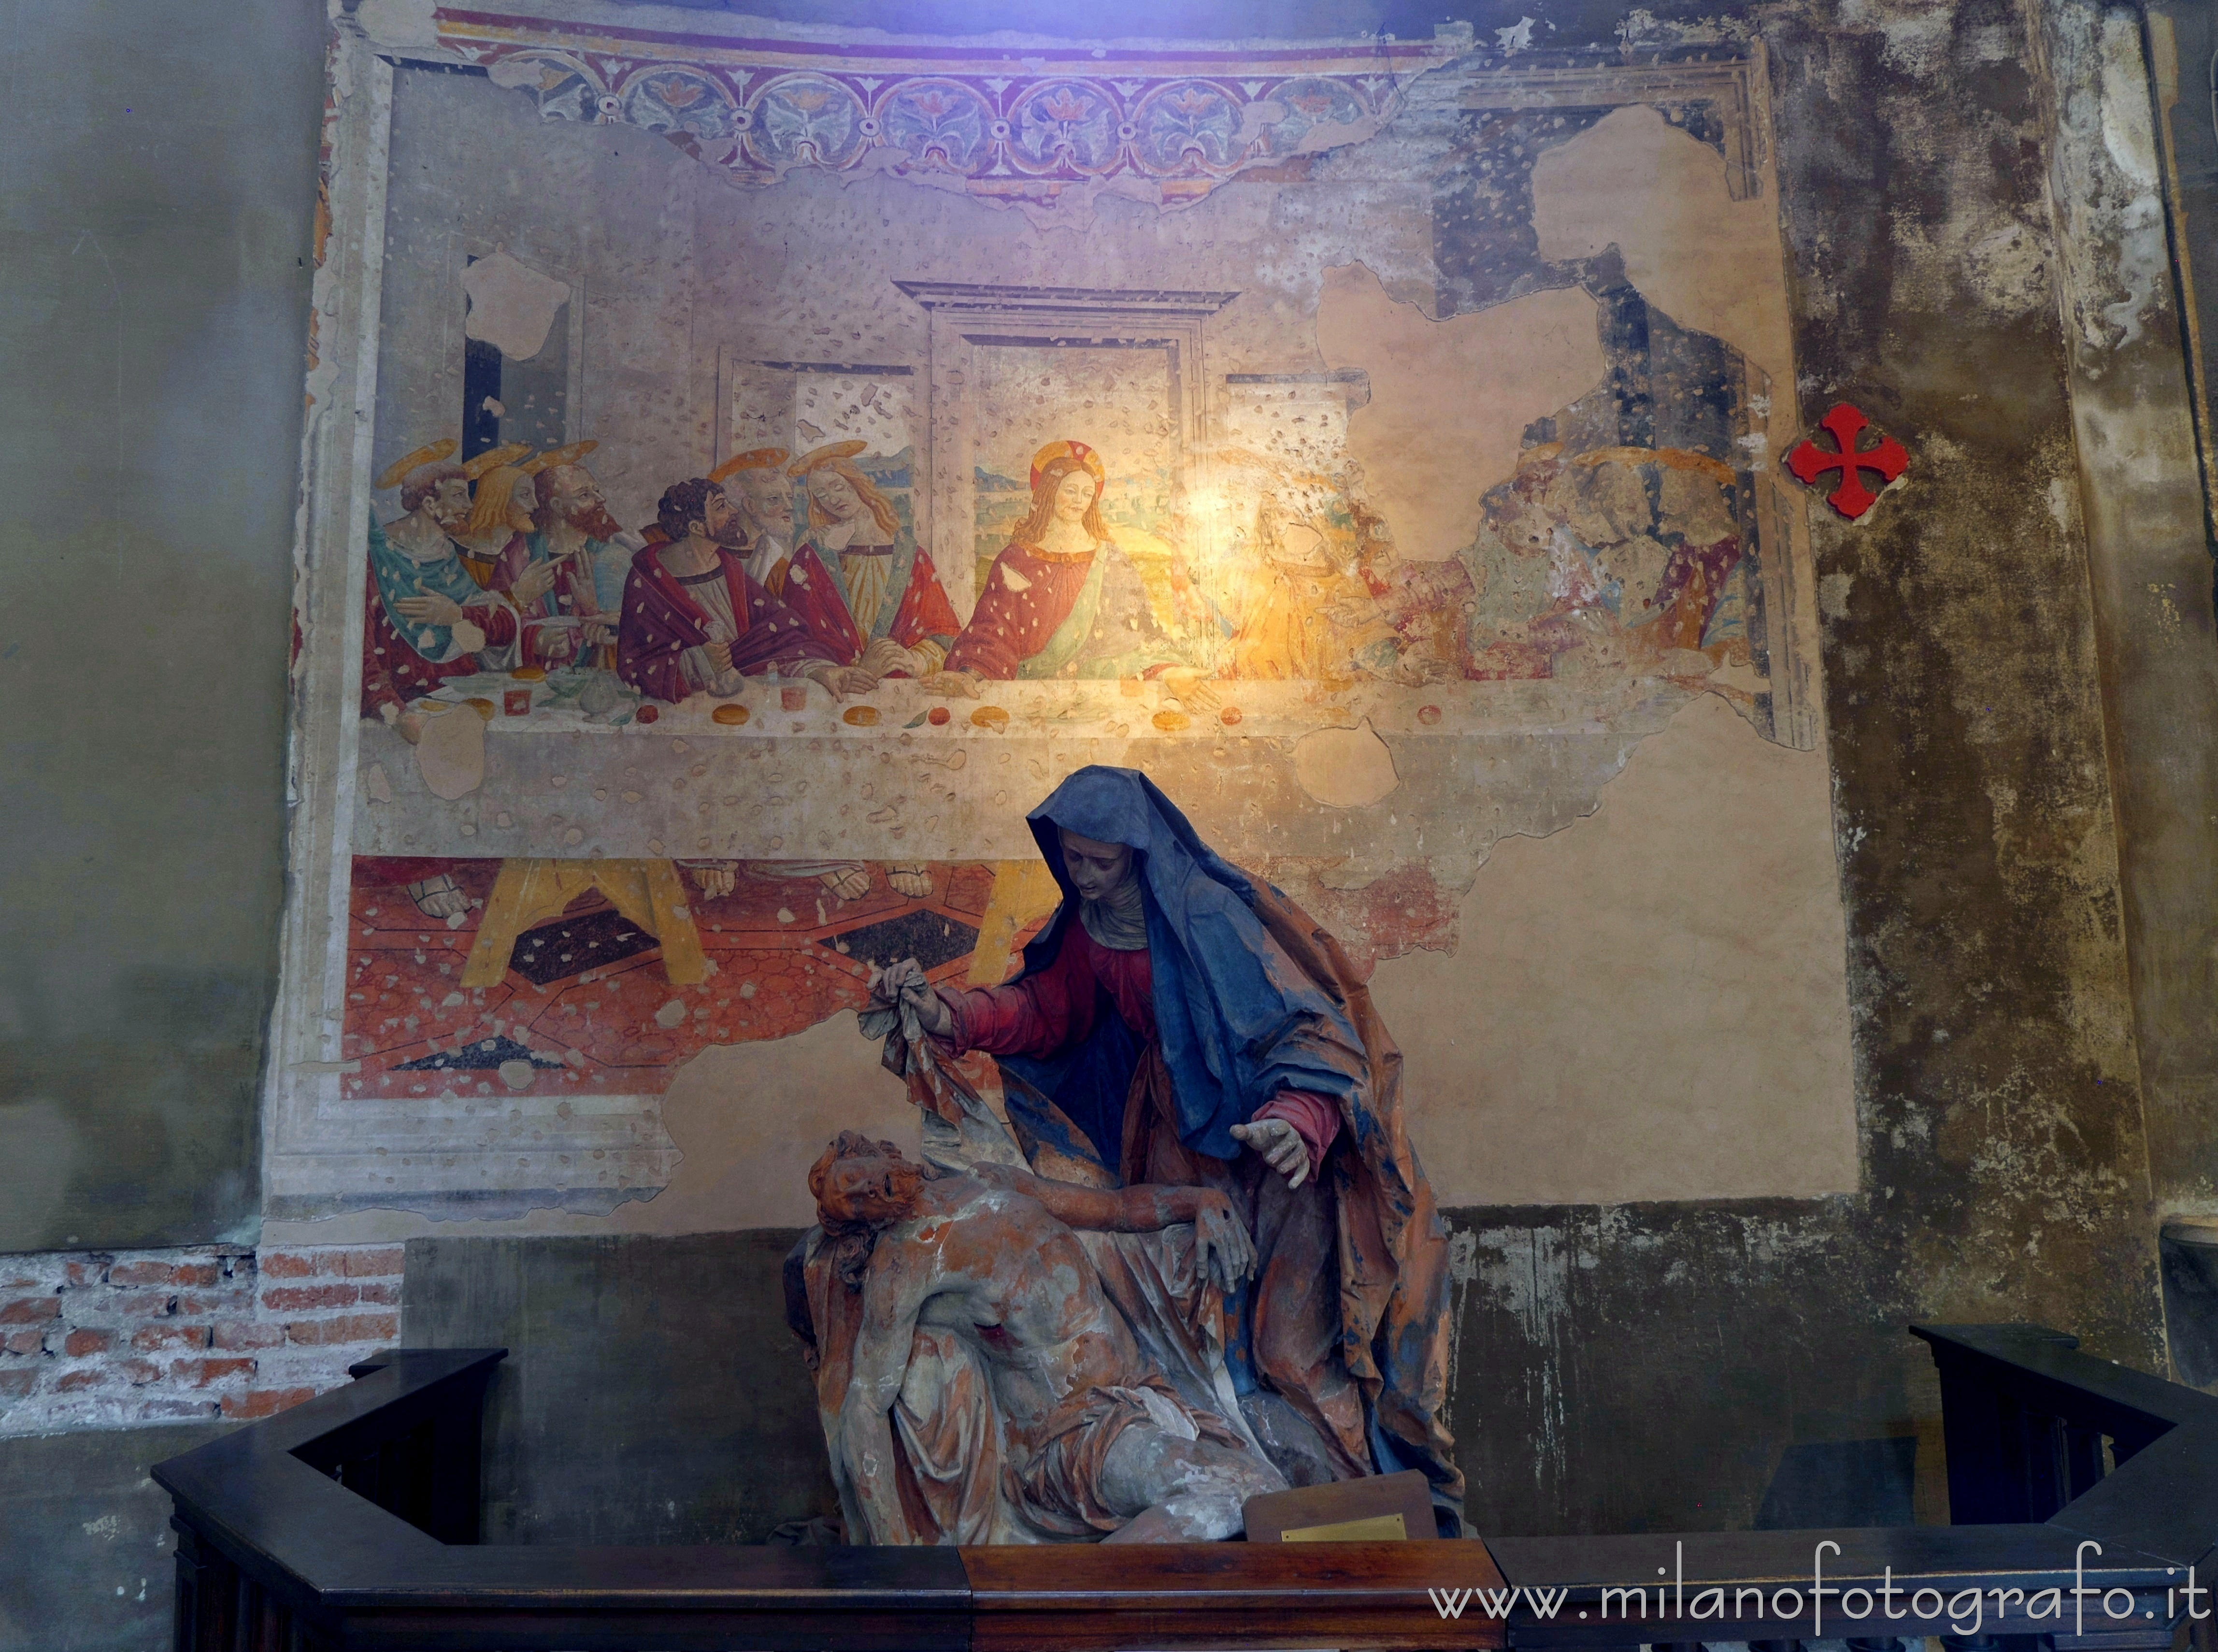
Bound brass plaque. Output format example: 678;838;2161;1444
1279;1511;1409;1543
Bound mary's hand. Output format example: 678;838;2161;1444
873;957;953;1036
1230;1119;1312;1190
1193;1192;1257;1293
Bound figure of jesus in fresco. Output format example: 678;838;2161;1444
933;440;1200;692
872;766;1463;1531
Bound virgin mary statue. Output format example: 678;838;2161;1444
880;766;1463;1531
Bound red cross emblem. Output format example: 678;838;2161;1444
1786;403;1909;520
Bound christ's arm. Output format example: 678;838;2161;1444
970;1164;1256;1292
836;1240;938;1544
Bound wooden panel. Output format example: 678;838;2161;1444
1245;1469;1441;1543
961;1538;1507;1652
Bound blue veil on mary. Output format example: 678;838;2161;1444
995;766;1369;1178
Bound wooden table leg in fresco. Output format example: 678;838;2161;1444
460;858;708;988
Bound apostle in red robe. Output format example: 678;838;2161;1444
614;477;872;704
939;440;1193;685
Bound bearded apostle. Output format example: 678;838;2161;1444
615;477;873;704
939;440;1195;687
362;440;526;727
775;440;961;682
708;446;798;589
490;445;631;671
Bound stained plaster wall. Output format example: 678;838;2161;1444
0;0;2188;1578
0;0;323;1253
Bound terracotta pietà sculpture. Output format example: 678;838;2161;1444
788;767;1462;1543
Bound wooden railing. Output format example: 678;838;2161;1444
154;1324;2218;1650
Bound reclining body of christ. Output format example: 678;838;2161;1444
796;1132;1290;1544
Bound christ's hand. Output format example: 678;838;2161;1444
1193;1191;1257;1293
704;640;735;674
1231;1119;1312;1190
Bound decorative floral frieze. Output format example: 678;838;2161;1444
434;7;1469;212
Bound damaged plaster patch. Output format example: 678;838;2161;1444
1376;696;1855;1206
1530;105;1795;386
1315;265;1602;560
2045;5;2171;355
461;250;570;362
1817;571;1856;622
348;0;439;51
2092;14;2167;346
1293;720;1399;808
415;704;485;800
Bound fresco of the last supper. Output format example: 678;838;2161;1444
264;1;1855;1236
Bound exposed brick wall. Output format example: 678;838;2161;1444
0;1245;402;1435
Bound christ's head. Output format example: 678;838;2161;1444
810;1132;928;1232
1053;469;1095;524
1013;453;1106;545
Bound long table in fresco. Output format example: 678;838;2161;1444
352;668;1718;869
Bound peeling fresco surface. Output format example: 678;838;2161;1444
271;0;1857;1226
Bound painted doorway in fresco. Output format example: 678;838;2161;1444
721;358;922;549
897;282;1238;617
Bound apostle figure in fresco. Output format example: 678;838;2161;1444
777;440;963;683
935;440;1197;690
1341;499;1474;683
792;1131;1287;1544
874;767;1463;1532
615;476;873;704
362;439;532;728
490;444;633;672
709;445;798;589
449;441;535;589
1226;494;1400;681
